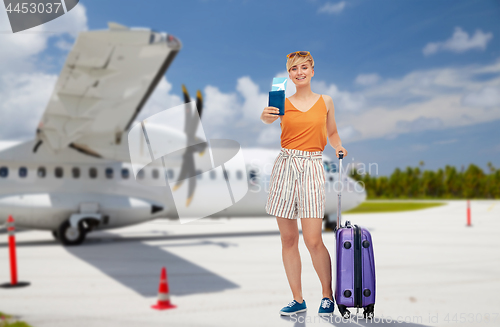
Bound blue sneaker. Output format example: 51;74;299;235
279;299;307;315
318;297;335;316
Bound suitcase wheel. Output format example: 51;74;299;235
363;304;374;319
337;305;350;319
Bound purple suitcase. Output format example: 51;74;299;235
334;152;376;319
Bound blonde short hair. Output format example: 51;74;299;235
286;52;314;72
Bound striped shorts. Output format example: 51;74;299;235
265;147;325;219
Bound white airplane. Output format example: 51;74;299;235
272;79;287;91
0;23;366;246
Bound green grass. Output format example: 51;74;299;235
344;201;446;214
0;312;31;327
2;323;31;327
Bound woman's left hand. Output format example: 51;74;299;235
335;146;348;158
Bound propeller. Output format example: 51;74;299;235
171;85;206;206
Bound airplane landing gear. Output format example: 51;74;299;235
52;230;59;241
58;220;86;246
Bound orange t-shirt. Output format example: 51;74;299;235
280;95;328;152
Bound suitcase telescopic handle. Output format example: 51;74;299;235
337;151;343;229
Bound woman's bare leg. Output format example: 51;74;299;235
276;216;303;303
301;217;333;300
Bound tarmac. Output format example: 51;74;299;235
0;200;499;327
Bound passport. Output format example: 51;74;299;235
269;90;285;115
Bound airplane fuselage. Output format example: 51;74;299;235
0;139;366;233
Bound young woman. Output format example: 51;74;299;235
260;51;348;316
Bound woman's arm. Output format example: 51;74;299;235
260;106;280;124
324;95;348;158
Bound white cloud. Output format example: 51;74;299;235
257;125;281;145
0;73;57;139
423;27;493;56
410;144;429;152
0;3;87;73
42;3;88;37
461;86;500;108
312;80;365;111
201;85;239;127
338;59;500;143
136;77;183;123
422;43;440;57
318;1;346;14
433;139;457;145
359;61;500;106
338;126;360;140
355;73;380;86
396;116;444;133
55;39;74;51
0;4;88;140
236;76;268;121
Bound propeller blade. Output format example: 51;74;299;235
188;89;203;136
176;85;204;206
172;148;196;194
181;84;191;104
172;151;189;191
186;174;196;207
196;90;203;119
182;85;194;135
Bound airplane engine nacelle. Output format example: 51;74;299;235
0;193;164;231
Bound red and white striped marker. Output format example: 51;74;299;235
151;267;176;310
466;200;472;227
1;215;30;288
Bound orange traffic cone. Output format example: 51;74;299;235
151;267;176;310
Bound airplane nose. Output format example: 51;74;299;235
151;205;163;214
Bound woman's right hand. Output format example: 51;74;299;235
260;106;280;124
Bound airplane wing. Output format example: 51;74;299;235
35;22;181;159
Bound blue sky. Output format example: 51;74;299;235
1;0;499;175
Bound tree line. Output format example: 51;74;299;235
349;162;500;199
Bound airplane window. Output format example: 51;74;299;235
89;167;98;179
72;167;80;179
223;170;229;180
19;167;27;178
0;166;8;178
236;170;243;180
105;168;113;179
167;169;174;179
196;169;202;180
323;161;330;173
210;170;216;179
37;167;46;178
55;167;63;178
249;170;258;180
121;168;129;179
137;169;145;179
152;169;159;179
